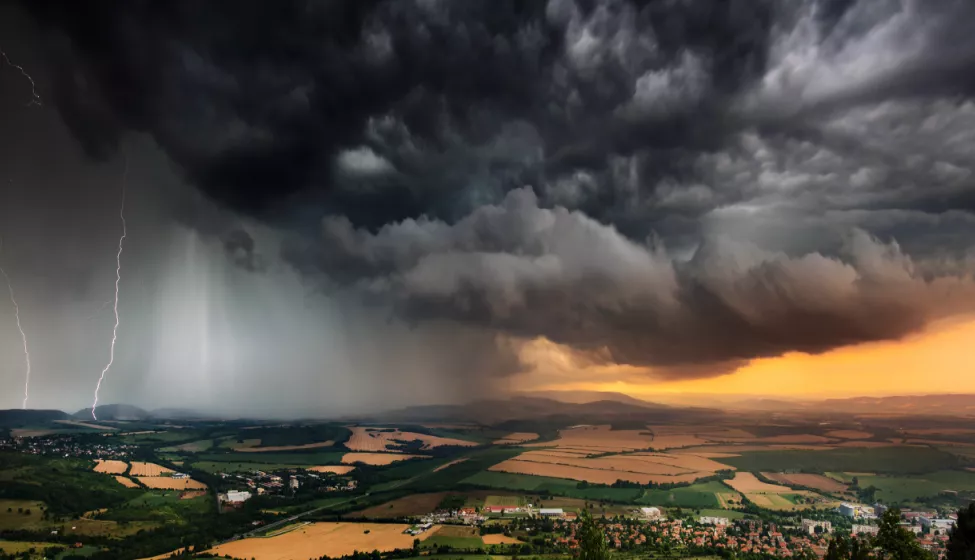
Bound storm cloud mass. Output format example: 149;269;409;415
2;0;975;410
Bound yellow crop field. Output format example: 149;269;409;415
725;472;792;493
308;465;356;474
138;477;206;490
524;425;654;453
129;462;173;477
93;460;128;474
209;522;436;560
114;476;139;488
483;534;523;544
494;432;539;444
345;427;477;452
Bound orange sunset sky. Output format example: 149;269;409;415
513;316;975;402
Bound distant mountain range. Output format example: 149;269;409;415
370;394;717;425
516;390;667;407
4;393;975;427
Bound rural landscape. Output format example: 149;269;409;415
4;0;975;559
2;393;975;559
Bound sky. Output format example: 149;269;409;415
0;0;973;415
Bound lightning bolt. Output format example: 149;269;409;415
92;158;128;420
0;239;32;409
0;47;42;107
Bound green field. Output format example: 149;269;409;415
461;472;723;507
721;447;965;474
0;499;46;530
195;451;346;465
160;438;214;452
856;471;975;503
423;536;486;549
0;541;64;554
484;495;526;507
633;481;725;509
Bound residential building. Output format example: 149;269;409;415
852;525;879;536
700;516;730;526
802;519;832;535
641;507;662;519
224;490;252;503
920;517;955;531
539;508;564;517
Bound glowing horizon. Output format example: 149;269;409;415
517;316;975;401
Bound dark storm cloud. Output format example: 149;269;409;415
18;0;975;378
222;229;264;273
286;187;975;376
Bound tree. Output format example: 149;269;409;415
947;503;975;560
576;509;608;560
875;508;932;560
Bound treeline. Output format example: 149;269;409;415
574;469;735;490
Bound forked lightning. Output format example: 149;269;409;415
0;239;32;409
92;158;128;420
0;47;42;107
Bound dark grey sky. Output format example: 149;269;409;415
1;0;974;413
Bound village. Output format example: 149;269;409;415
215;468;358;506
0;432;137;461
402;500;954;559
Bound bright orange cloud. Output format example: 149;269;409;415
515;316;975;400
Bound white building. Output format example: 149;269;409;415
539;508;564;517
802;519;833;535
700;516;729;526
852;525;879;536
224;490;252;503
900;523;923;535
920;518;955;531
171;472;189;480
641;507;662;519
289;476;299;490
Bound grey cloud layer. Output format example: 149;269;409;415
18;0;975;378
287;188;975;375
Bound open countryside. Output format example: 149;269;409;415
4;398;975;559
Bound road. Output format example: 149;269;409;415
219;492;370;544
217;456;449;544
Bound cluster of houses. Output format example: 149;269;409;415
214;468;355;497
404;522;434;536
1;433;137;460
551;516;831;557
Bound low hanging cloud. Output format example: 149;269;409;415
286;187;975;377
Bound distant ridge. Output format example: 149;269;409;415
73;404;150;421
369;395;718;425
520;390;668;408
